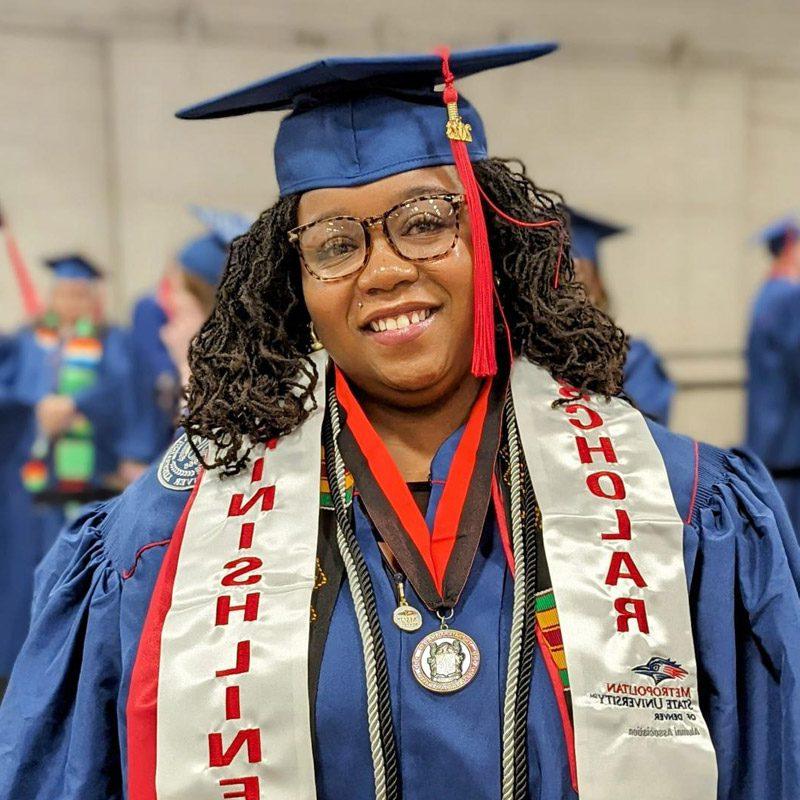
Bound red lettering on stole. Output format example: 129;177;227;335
208;729;262;767
250;458;264;483
586;471;627;500
219;777;260;800
565;403;604;430
222;558;263;587
605;551;647;587
575;436;618;465
614;598;650;634
600;509;632;541
228;486;275;517
238;523;255;549
216;641;251;677
226;686;242;720
216;593;260;626
558;388;654;638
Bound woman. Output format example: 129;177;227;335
0;44;798;800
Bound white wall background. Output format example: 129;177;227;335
2;0;799;447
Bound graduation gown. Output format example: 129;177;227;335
119;296;178;466
623;338;676;427
746;277;800;532
0;416;798;800
0;323;132;686
0;336;38;684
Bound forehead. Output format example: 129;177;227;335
297;165;462;225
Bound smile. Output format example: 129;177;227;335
368;308;433;332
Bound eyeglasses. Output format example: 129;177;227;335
287;193;465;281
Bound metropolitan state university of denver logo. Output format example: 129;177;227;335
632;656;688;686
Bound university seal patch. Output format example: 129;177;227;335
157;433;207;490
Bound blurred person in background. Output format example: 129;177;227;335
569;209;676;426
0;255;132;696
119;207;252;482
746;215;800;532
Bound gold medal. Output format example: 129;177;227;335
411;614;480;693
392;580;422;632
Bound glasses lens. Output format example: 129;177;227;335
298;218;366;279
386;197;458;261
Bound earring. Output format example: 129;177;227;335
309;321;324;352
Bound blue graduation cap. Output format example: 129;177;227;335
568;209;626;266
752;214;800;258
178;206;254;287
44;254;102;281
176;43;558;197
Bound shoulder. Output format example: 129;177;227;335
95;432;203;575
647;419;775;527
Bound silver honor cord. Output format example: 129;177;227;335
327;388;389;800
501;395;529;799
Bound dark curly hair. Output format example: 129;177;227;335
185;157;627;474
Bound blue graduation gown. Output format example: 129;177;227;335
0;325;132;685
745;277;800;532
1;421;799;799
0;336;38;682
119;296;178;465
623;338;676;427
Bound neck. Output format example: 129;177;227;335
356;375;482;482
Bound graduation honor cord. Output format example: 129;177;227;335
324;368;540;800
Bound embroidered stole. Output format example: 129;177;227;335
128;354;717;799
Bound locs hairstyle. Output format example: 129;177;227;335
185;158;628;475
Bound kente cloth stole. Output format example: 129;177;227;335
127;353;717;800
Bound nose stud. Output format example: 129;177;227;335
358;301;364;308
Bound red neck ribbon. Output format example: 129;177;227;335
334;367;494;606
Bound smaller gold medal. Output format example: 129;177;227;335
392;581;422;632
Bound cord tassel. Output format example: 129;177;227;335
437;48;497;377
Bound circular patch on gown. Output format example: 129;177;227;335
157;433;208;491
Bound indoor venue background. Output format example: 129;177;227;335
1;0;798;446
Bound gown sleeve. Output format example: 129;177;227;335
623;338;676;427
0;501;125;800
686;446;800;800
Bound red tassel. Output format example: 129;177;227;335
436;48;497;378
0;205;43;319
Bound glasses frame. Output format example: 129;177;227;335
287;193;466;282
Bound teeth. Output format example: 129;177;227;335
368;308;433;332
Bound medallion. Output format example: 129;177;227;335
393;604;423;632
411;629;480;693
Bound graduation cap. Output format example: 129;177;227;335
752;214;800;258
178;205;254;287
567;209;626;266
176;43;559;377
44;254;102;281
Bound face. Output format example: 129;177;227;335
50;279;97;326
297;166;475;407
572;258;608;311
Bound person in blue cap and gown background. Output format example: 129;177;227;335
0;254;133;694
745;215;800;533
119;206;253;483
0;45;798;800
569;209;676;427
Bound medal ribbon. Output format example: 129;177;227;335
333;364;505;610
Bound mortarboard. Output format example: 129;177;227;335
178;206;254;287
752;215;800;258
568;209;626;266
176;43;560;377
44;254;102;281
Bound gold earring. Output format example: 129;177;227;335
309;322;324;352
